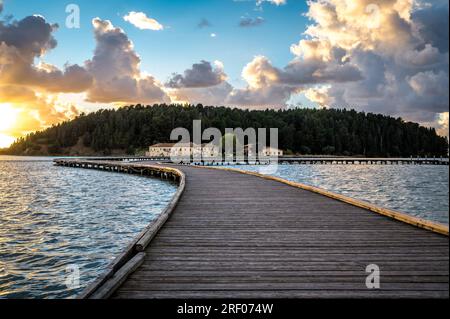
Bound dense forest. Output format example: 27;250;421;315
2;104;448;157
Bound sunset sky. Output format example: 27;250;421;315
0;0;448;147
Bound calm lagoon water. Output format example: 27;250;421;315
0;156;177;299
228;164;449;225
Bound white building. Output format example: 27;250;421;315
146;143;176;158
261;146;283;157
244;144;283;157
200;143;221;159
146;143;280;159
146;143;220;159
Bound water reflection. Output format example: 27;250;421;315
0;157;177;298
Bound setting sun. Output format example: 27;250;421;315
0;104;18;148
0;134;15;148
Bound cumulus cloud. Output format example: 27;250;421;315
166;57;299;109
167;56;298;109
239;16;265;27
437;112;449;137
85;18;169;104
304;86;332;107
240;56;278;89
0;8;163;139
2;0;448;138
227;0;449;134
166;44;361;109
166;60;234;107
408;70;449;99
227;84;296;109
166;60;227;88
294;0;449;134
256;0;286;6
123;11;164;31
225;56;299;108
222;0;448;129
168;82;234;106
0;15;92;93
303;0;414;53
400;44;443;67
0;13;91;136
224;47;361;108
0;15;57;59
413;0;449;53
281;58;363;85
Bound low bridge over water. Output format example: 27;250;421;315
54;158;449;299
76;156;449;165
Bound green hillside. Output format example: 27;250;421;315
3;104;448;157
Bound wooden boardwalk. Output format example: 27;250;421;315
114;165;448;298
54;159;449;298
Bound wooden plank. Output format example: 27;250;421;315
114;290;449;299
90;253;146;299
202;166;449;235
115;165;448;298
54;160;449;299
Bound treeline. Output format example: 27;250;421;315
5;104;449;157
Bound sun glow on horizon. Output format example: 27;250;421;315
0;134;15;148
0;104;19;148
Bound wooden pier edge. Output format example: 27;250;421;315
89;252;146;299
56;159;448;299
71;163;186;299
199;166;449;236
135;165;186;251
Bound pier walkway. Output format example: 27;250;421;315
54;159;449;298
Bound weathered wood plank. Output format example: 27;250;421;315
114;290;449;299
54;160;449;298
112;165;449;298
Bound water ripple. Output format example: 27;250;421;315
0;156;177;298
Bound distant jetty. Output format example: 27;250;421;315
62;156;449;166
